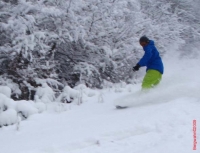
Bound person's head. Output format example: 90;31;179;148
139;36;150;47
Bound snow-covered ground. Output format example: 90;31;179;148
0;57;200;153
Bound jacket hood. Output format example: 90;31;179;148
149;40;154;46
143;40;154;49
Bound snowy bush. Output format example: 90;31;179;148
0;109;18;127
0;86;11;98
16;100;38;119
0;77;21;98
34;102;46;113
57;86;80;103
0;93;16;111
74;84;96;97
35;83;55;103
34;95;46;113
74;84;88;91
0;93;17;127
0;85;65;127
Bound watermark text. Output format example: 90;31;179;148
193;120;197;150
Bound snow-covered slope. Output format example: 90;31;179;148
0;58;199;153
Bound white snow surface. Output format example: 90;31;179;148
0;58;200;153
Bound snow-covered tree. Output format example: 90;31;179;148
0;0;199;100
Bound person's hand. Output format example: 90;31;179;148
133;64;140;72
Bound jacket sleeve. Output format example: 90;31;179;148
138;47;152;66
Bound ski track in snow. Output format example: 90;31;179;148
0;58;200;153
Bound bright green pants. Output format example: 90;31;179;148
142;69;162;89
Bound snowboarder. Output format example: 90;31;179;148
133;36;164;89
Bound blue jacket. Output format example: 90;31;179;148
138;40;164;74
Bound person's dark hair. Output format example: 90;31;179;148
139;36;149;43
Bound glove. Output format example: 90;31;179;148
133;64;140;72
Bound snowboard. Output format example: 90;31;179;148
116;105;128;109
